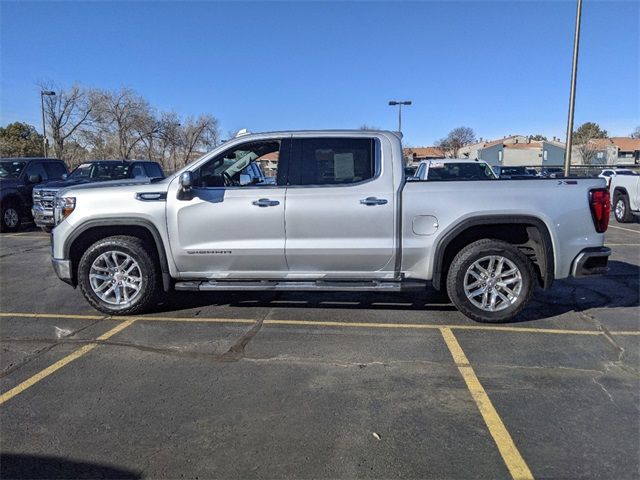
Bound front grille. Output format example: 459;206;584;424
34;189;57;210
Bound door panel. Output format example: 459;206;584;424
284;137;396;275
167;182;286;275
166;137;289;277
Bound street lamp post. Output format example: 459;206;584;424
563;0;583;177
388;100;412;133
40;90;55;157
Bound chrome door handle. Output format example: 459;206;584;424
360;197;388;206
252;198;280;207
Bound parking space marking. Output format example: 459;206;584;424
608;225;640;234
440;327;534;480
2;311;638;336
0;319;135;406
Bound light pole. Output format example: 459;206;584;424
563;0;583;177
388;100;412;133
40;90;55;157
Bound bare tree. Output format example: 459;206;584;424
178;115;220;168
436;127;476;158
90;88;156;159
40;83;93;161
630;126;640;139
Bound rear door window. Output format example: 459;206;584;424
289;138;376;186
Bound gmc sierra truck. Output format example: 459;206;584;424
49;130;611;322
610;173;640;223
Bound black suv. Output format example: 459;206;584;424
32;160;165;231
0;158;68;232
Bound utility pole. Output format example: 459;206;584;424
40;90;55;157
563;0;583;177
388;100;412;133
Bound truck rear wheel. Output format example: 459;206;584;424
613;193;634;223
78;235;159;315
446;239;535;323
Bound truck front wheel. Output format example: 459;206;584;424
446;239;535;323
78;235;159;315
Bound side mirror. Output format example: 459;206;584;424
61;173;68;180
180;171;193;190
239;174;252;186
28;174;42;184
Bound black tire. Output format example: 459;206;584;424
613;193;634;223
1;201;21;232
446;239;536;323
78;235;160;315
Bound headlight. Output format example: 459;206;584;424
54;197;76;224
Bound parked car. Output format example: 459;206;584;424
32;160;165;231
525;167;538;176
414;159;496;181
49;130;611;323
491;166;536;179
539;167;564;178
0;157;68;232
610;174;640;223
598;168;638;181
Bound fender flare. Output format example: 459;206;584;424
63;217;171;291
431;215;555;290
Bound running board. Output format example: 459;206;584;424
174;279;427;292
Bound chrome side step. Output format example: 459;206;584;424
174;279;426;292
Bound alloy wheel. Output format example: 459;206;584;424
89;250;142;305
463;255;523;312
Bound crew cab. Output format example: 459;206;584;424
32;160;164;231
49;130;611;323
0;157;68;232
610;174;640;223
413;159;496;181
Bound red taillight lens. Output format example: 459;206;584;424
590;188;610;233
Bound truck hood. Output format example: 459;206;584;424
57;177;169;197
35;178;94;190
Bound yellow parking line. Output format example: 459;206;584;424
2;311;637;336
608;225;640;234
440;327;534;480
0;319;135;406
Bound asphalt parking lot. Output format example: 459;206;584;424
1;219;638;479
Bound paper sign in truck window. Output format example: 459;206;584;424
334;153;355;179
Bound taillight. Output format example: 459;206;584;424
589;188;610;233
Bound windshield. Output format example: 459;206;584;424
69;162;133;180
617;170;638;176
426;162;495;181
0;161;27;179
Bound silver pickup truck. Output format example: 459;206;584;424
49;130;611;322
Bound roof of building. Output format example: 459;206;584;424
503;141;544;149
258;151;279;161
404;147;445;157
610;137;640;151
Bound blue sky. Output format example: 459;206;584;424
1;0;638;146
